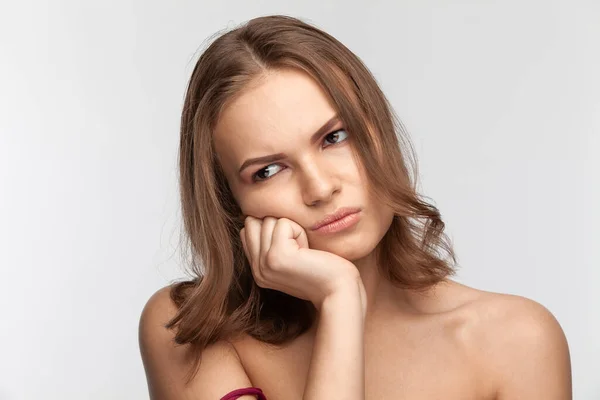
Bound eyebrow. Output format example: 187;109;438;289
238;115;341;174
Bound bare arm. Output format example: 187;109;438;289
303;275;367;400
139;286;258;400
139;279;367;400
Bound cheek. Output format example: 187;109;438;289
237;190;296;219
344;149;368;183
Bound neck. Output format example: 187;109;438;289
351;250;445;321
353;251;399;316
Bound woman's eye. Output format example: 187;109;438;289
251;128;349;183
324;129;349;145
253;164;282;182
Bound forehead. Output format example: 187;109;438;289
213;68;337;169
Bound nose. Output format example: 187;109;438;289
300;158;341;207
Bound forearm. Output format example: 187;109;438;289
303;277;366;400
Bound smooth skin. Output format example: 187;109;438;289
240;215;367;400
139;68;572;399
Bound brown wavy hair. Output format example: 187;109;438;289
166;14;457;382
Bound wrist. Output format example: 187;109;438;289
320;275;366;319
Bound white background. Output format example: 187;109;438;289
1;1;598;399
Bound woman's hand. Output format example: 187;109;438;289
240;215;362;310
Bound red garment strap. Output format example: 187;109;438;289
220;387;267;400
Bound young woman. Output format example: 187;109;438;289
138;15;571;400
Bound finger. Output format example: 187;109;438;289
244;216;262;267
295;223;309;249
239;228;248;259
260;217;277;258
271;218;309;252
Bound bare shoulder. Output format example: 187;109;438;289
464;288;570;352
449;283;572;399
138;285;256;400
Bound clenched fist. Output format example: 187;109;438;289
240;216;363;310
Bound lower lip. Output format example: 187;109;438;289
314;212;361;234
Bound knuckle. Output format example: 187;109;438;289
265;250;283;271
275;217;289;225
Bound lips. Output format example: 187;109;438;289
310;206;362;231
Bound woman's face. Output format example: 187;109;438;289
213;68;394;260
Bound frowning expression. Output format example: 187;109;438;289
213;68;393;259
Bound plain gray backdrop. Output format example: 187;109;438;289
0;0;598;399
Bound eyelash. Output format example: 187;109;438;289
251;128;349;183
